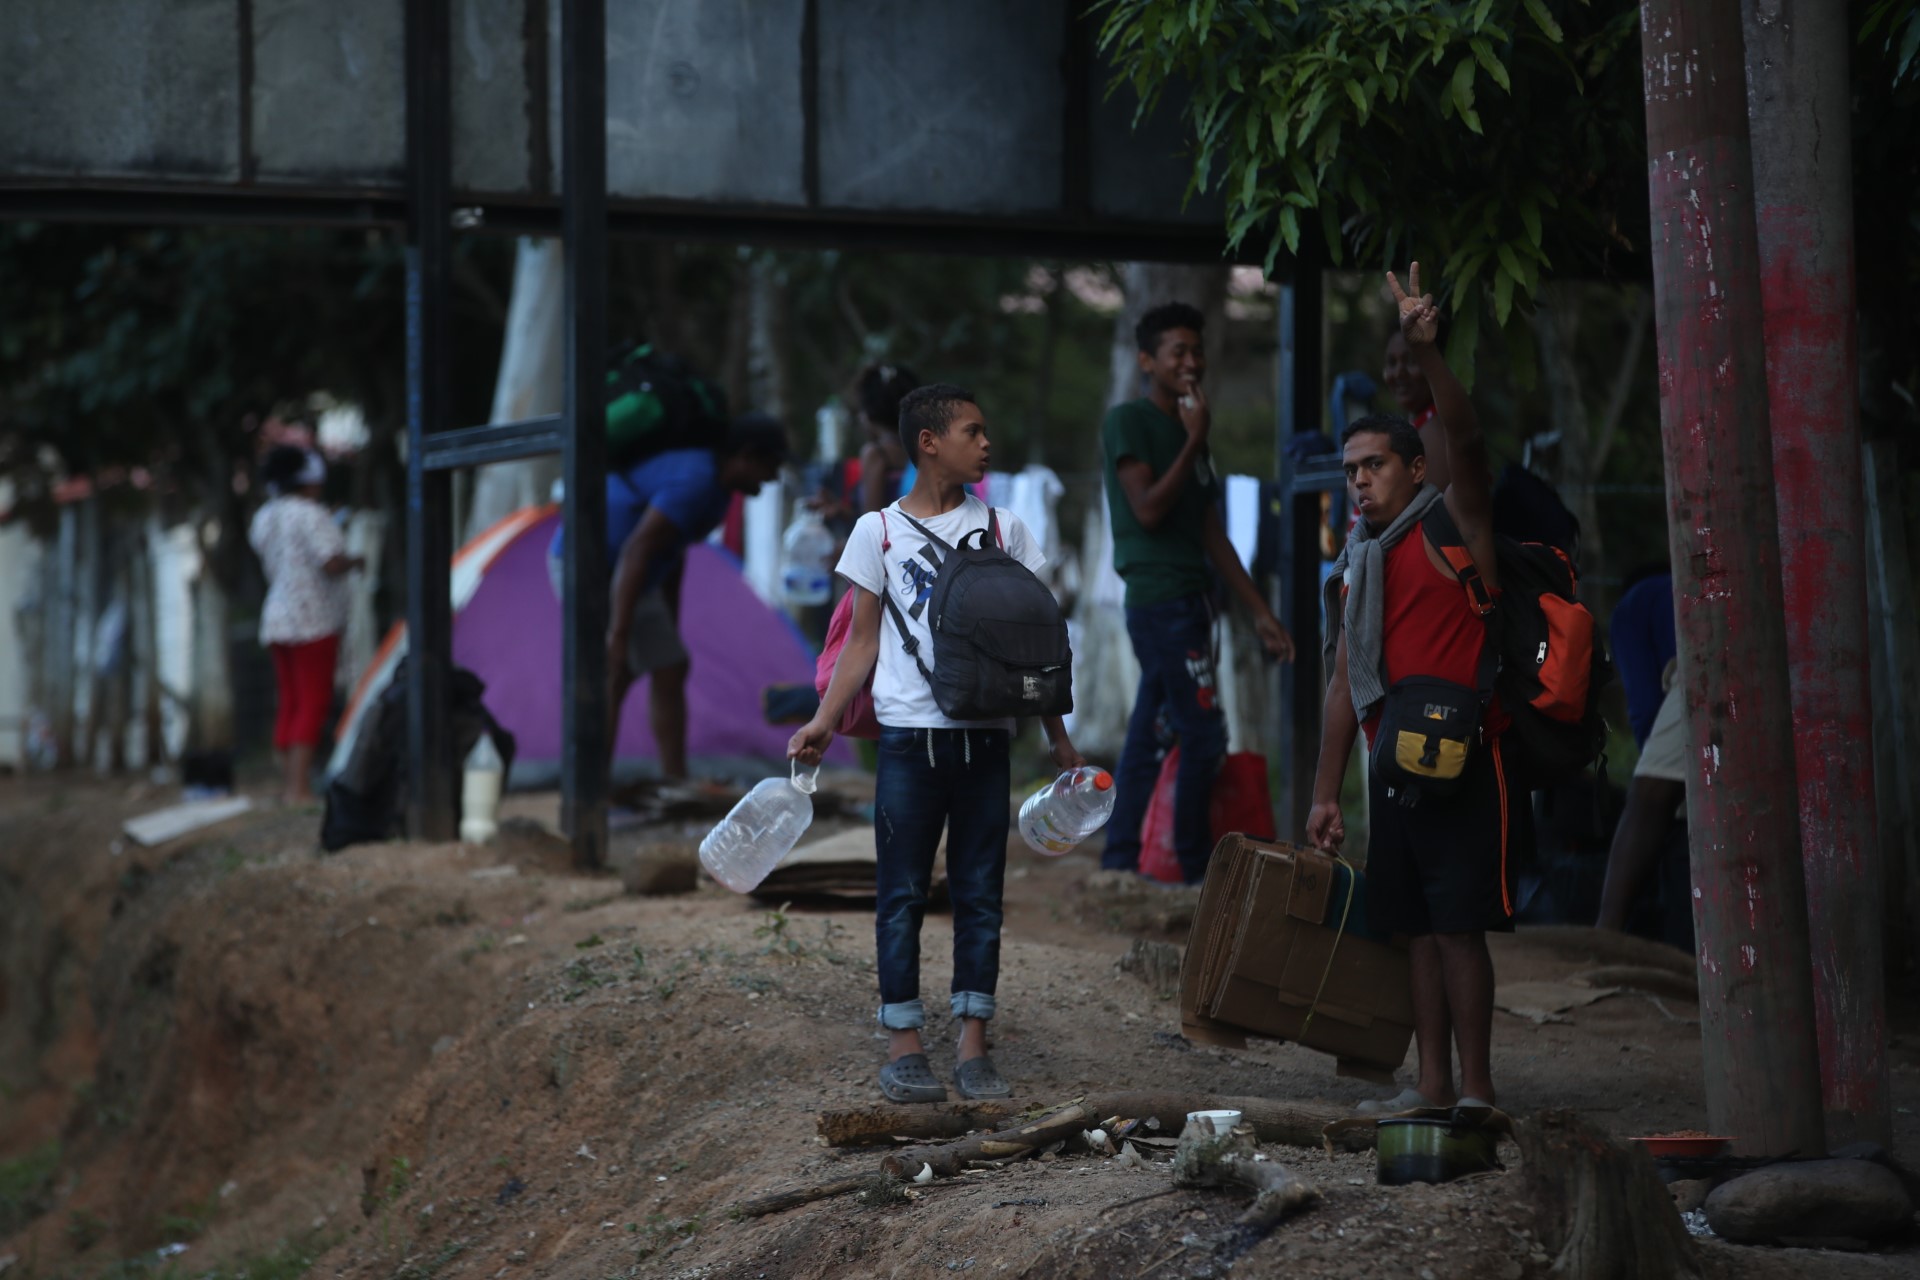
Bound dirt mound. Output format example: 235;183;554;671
5;777;1920;1280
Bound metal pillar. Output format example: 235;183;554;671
404;0;455;841
1273;257;1324;838
1639;0;1825;1158
559;0;609;869
1743;0;1889;1149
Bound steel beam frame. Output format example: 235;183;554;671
1273;257;1325;836
403;0;456;843
420;415;565;471
558;0;609;869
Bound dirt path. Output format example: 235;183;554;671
2;776;1917;1279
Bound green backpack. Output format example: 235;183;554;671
605;345;730;467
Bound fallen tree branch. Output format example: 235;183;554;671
1173;1124;1320;1230
732;1173;884;1218
875;1093;1365;1179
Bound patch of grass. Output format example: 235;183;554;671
626;945;647;978
216;845;247;876
754;904;804;959
0;1140;61;1236
153;1189;220;1243
563;893;621;914
391;1237;467;1280
433;899;476;927
631;1212;702;1261
574;933;605;949
727;974;780;995
67;1207;109;1252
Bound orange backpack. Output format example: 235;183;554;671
1421;505;1615;789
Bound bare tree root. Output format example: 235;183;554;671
1172;1125;1320;1230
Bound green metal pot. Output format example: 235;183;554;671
1376;1117;1502;1186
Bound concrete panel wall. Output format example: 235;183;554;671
0;0;240;180
452;0;540;194
817;0;1064;215
252;0;405;183
1088;78;1222;226
604;0;806;205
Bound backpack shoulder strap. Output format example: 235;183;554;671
879;587;938;693
1420;502;1500;708
1420;503;1495;618
892;508;953;562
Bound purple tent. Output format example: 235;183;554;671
331;504;851;785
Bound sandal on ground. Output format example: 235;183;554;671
1354;1087;1442;1116
879;1053;949;1104
953;1054;1012;1100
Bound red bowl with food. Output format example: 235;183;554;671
1631;1132;1733;1159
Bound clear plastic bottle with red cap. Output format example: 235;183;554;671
1018;766;1116;856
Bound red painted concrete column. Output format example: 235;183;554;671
1743;0;1890;1148
1639;0;1826;1158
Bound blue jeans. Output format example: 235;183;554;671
873;726;1010;1030
1102;593;1228;883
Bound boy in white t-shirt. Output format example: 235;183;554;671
790;384;1084;1104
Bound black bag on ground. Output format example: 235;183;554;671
885;508;1073;721
321;659;516;852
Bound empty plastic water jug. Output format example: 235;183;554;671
1019;766;1116;855
699;761;820;893
780;510;836;607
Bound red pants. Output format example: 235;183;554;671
270;634;340;749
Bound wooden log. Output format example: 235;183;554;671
733;1174;888;1219
875;1093;1366;1178
1518;1110;1701;1279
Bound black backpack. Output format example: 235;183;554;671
1421;505;1615;790
884;507;1073;721
605;344;730;467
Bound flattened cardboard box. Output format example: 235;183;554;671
1180;834;1413;1083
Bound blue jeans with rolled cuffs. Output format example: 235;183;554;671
873;726;1010;1030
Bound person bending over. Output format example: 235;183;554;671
550;414;788;780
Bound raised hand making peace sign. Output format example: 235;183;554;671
1387;261;1440;348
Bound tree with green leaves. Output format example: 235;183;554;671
1098;0;1647;386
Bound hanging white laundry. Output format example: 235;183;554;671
1225;474;1262;572
1008;465;1066;572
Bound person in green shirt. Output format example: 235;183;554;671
1100;302;1295;883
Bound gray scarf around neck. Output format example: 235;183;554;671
1322;484;1445;720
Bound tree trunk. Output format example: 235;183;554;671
188;529;234;753
1640;0;1826;1158
47;503;78;767
467;237;566;539
1519;1110;1701;1279
1028;265;1064;466
1743;0;1889;1149
130;525;166;770
746;253;789;423
74;496;104;769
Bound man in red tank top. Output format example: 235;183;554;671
1307;264;1531;1114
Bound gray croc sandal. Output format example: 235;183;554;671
879;1053;949;1104
1355;1087;1441;1116
954;1055;1012;1100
